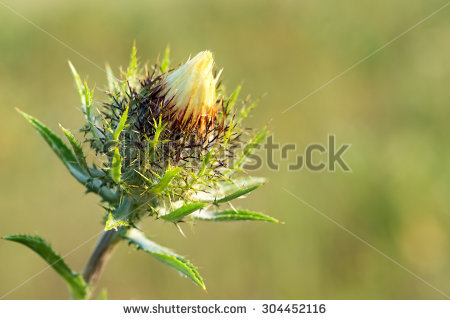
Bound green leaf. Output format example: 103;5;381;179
105;63;118;92
59;125;90;175
149;167;182;194
226;84;241;110
68;61;94;119
192;177;266;202
86;179;120;205
111;147;122;184
198;145;216;177
236;98;259;124
68;61;85;105
122;42;138;91
104;196;133;231
68;61;102;149
18;109;89;184
18;110;119;205
213;184;261;205
191;209;279;223
161;202;208;222
2;235;88;299
128;43;137;77
105;211;129;231
112;105;129;141
124;228;206;290
160;46;170;73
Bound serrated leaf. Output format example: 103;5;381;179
18;109;89;184
2;235;88;299
160;46;170;73
191;209;279;223
18;110;119;205
124;228;206;290
111;147;122;184
161;202;208;222
149;167;182;194
60;125;90;175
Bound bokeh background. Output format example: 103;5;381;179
1;0;450;299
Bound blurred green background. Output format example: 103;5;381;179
1;0;450;299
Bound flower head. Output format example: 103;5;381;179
158;51;221;135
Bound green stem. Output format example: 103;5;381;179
82;229;121;298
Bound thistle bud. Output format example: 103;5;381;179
158;51;221;135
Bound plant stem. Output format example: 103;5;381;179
82;229;121;297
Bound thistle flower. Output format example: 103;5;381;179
157;50;221;135
7;46;278;299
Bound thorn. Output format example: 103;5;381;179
175;223;186;238
229;202;238;213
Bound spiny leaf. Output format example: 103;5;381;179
128;43;137;77
226;84;242;111
125;42;138;85
149;167;182;194
68;61;94;119
18;110;119;204
68;61;101;149
112;105;129;140
192;177;266;202
105;63;118;92
2;235;88;299
107;87;128;180
237;98;260;124
68;61;84;105
104;196;133;231
191;209;279;223
198;145;216;177
124;228;206;290
160;46;170;73
161;202;208;222
59;125;90;175
111;147;122;184
147;116;167;158
213;184;261;205
105;211;129;231
17;109;89;184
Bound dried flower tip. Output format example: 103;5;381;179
158;50;221;134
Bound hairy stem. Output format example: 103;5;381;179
82;229;121;297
